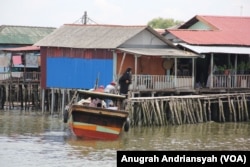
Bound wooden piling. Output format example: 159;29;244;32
230;98;237;122
236;96;241;121
1;81;250;126
242;94;249;121
127;93;250;126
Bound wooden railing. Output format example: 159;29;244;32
1;72;249;89
115;74;193;91
0;72;40;82
213;74;250;88
0;72;10;80
116;74;250;91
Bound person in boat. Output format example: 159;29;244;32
89;97;107;108
104;81;116;94
107;100;118;110
104;81;117;107
119;67;132;97
89;97;97;107
77;98;91;106
94;85;105;92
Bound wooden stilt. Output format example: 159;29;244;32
197;99;203;122
154;100;163;125
19;84;23;110
42;89;45;114
242;94;249;121
240;95;244;121
230;99;236;122
168;100;175;125
181;99;187;124
218;98;225;122
176;100;182;125
228;96;232;122
186;99;194;124
236;96;241;121
172;100;180;125
24;84;28;110
51;89;54;115
140;101;147;125
208;100;211;121
61;89;65;117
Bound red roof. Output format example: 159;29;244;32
2;45;40;52
167;15;250;46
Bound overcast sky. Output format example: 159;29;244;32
1;0;250;28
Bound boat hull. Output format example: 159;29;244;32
68;105;128;140
69;122;122;140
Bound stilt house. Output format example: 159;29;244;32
35;24;200;96
164;15;250;92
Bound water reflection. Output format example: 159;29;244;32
0;110;250;167
123;123;250;151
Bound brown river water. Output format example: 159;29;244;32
0;110;250;167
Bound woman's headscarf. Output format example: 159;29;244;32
125;67;132;73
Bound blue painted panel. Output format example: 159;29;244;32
47;57;113;89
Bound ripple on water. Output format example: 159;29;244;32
0;134;116;167
1;111;250;167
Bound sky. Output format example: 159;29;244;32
1;0;250;28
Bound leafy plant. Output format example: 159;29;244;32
245;62;250;70
238;62;245;70
227;64;233;69
237;62;246;74
216;65;225;74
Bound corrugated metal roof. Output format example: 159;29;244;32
0;25;56;45
117;48;200;58
35;24;175;49
167;15;250;46
2;45;40;52
178;43;250;54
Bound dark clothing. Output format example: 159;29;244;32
119;68;132;95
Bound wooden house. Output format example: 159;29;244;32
0;25;55;49
0;25;55;81
35;24;200;96
164;15;250;92
1;46;41;82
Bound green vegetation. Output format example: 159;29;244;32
147;17;183;29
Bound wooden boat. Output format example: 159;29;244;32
64;89;129;140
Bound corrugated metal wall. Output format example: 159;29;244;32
116;52;165;75
41;47;113;89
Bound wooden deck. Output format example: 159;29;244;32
0;72;40;84
124;74;250;97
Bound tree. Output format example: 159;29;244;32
147;17;183;29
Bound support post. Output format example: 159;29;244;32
174;58;177;88
210;53;214;88
61;89;65;117
51;89;54;115
42;89;45;114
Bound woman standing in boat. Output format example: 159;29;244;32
119;67;132;97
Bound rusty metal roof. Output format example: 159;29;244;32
166;15;250;46
0;25;56;45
